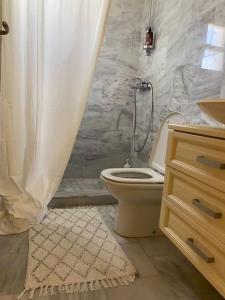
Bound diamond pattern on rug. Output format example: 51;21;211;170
24;207;136;296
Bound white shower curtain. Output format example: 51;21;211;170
0;0;110;234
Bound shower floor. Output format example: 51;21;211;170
56;178;108;197
51;178;116;207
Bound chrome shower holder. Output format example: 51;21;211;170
130;78;151;91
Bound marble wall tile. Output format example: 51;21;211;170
133;0;225;164
63;0;144;178
64;0;225;176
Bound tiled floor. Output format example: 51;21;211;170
0;205;223;300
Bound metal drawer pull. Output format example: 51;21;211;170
197;155;225;169
192;199;222;219
0;21;9;35
186;238;214;263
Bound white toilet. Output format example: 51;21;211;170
101;112;186;237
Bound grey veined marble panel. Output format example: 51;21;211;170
63;0;145;179
134;0;225;165
64;0;225;177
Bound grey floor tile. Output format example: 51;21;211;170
151;254;223;299
76;179;106;193
0;291;107;300
0;231;28;255
38;290;107;300
121;243;158;277
74;290;107;300
189;290;224;300
0;296;20;300
105;276;178;300
0;296;16;300
138;235;181;257
96;205;117;223
0;253;27;294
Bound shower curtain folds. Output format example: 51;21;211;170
0;0;110;234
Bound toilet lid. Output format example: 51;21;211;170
148;112;186;174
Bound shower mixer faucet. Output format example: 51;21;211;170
130;78;151;91
130;77;154;152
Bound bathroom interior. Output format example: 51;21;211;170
1;0;225;299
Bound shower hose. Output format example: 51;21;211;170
132;82;154;152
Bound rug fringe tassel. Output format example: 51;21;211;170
65;284;73;294
80;282;88;292
111;278;118;287
73;282;80;293
50;286;56;295
16;289;27;300
39;286;43;296
17;273;136;299
43;286;49;296
95;280;102;290
29;288;36;299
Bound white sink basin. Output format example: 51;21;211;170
197;99;225;124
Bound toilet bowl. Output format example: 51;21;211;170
101;112;186;237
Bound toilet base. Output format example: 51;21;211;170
114;198;162;237
100;175;163;237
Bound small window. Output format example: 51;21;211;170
201;24;225;71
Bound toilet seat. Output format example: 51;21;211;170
101;112;186;185
101;168;164;184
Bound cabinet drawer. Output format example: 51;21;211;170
160;200;225;298
163;167;225;244
166;131;225;193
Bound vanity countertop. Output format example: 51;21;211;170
169;123;225;140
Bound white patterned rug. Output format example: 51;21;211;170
18;207;136;299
